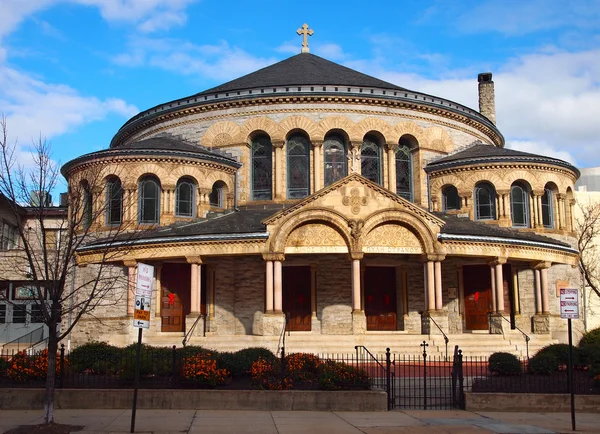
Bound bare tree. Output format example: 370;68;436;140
576;200;600;299
0;115;135;424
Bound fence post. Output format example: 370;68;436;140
385;348;391;410
421;341;428;410
171;345;177;385
458;349;465;410
59;344;65;389
281;345;286;389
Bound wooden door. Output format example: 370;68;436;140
160;263;191;332
283;266;311;331
463;265;492;330
364;267;397;331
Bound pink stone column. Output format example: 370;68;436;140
352;259;361;311
265;260;274;312
423;262;429;312
495;263;504;313
274;260;283;312
190;263;201;314
490;266;497;312
534;269;542;314
427;261;435;313
434;261;443;310
541;267;550;314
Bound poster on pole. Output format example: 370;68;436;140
560;288;579;319
133;263;154;328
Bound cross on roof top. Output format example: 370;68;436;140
297;23;314;53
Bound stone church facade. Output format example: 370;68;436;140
61;47;581;355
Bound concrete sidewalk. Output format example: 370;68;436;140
1;409;599;433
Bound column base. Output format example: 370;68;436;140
532;314;551;334
488;313;508;335
352;310;366;335
311;314;321;334
262;312;286;336
185;314;205;338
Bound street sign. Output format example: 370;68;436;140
560;288;579;319
133;263;154;329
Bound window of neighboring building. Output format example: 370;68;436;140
209;181;227;208
106;177;123;225
0;305;6;324
542;188;554;228
475;182;496;220
443;185;461;211
138;176;161;224
361;136;381;185
82;182;92;229
510;183;530;227
30;304;44;323
1;222;18;250
287;134;310;199
324;134;347;187
396;144;412;200
251;135;273;200
12;305;26;323
175;178;195;217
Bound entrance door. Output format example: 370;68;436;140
463;265;492;330
282;266;311;331
160;263;191;332
364;267;397;331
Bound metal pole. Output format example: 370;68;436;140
421;341;428;410
386;348;391;410
568;319;576;431
59;344;65;389
130;328;143;433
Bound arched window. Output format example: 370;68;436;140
209;181;226;208
176;178;195;217
82;181;92;229
138;176;160;224
251;135;272;200
106;177;123;225
510;183;529;227
396;144;411;200
474;182;496;220
361;136;381;184
287;134;310;198
541;188;554;228
323;134;347;187
443;185;460;211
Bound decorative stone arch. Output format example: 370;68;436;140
315;116;358;142
240;117;284;143
168;166;201;187
430;174;466;195
355;118;394;142
279;116;318;140
538;171;570;193
129;164;169;185
424;126;454;153
392;121;427;145
501;170;537;191
204;171;233;192
201;121;241;148
267;208;353;253
357;209;440;254
464;171;501;191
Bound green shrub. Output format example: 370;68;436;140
234;348;276;376
534;344;581;367
68;341;122;375
579;327;600;349
176;346;213;360
579;345;600;366
528;353;558;375
119;344;173;380
489;352;522;376
0;357;10;377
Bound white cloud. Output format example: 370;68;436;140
506;140;576;166
313;43;345;61
0;0;55;38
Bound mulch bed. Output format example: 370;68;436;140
4;423;83;434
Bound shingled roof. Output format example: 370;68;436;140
197;53;405;95
425;144;579;176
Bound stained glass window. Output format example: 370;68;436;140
510;183;529;227
139;176;160;224
475;182;496;220
542;188;554;228
443;185;460;211
396;145;411;200
287;134;310;198
176;178;195;217
106;177;123;225
361;137;381;184
324;134;347;187
252;136;272;200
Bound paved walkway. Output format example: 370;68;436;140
1;409;599;433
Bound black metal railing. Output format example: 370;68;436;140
1;326;45;352
355;346;396;410
182;313;206;347
429;315;450;361
498;313;531;360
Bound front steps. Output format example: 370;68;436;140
143;332;558;360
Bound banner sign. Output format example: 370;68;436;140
560;288;579;319
133;263;154;328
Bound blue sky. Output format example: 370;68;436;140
2;0;600;197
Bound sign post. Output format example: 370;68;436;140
130;263;154;434
560;288;579;432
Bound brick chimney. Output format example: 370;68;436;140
478;72;496;125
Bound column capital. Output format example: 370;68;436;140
272;140;285;149
488;257;507;266
162;184;176;191
531;260;551;270
186;256;203;264
349;252;364;261
386;142;399;152
123;260;137;267
312;140;323;148
262;252;285;262
557;193;566;200
457;190;472;199
496;189;510;196
420;253;445;262
532;189;545;197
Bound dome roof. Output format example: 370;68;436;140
197;53;405;95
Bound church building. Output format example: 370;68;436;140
62;26;581;356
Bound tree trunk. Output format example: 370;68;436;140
43;329;58;424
